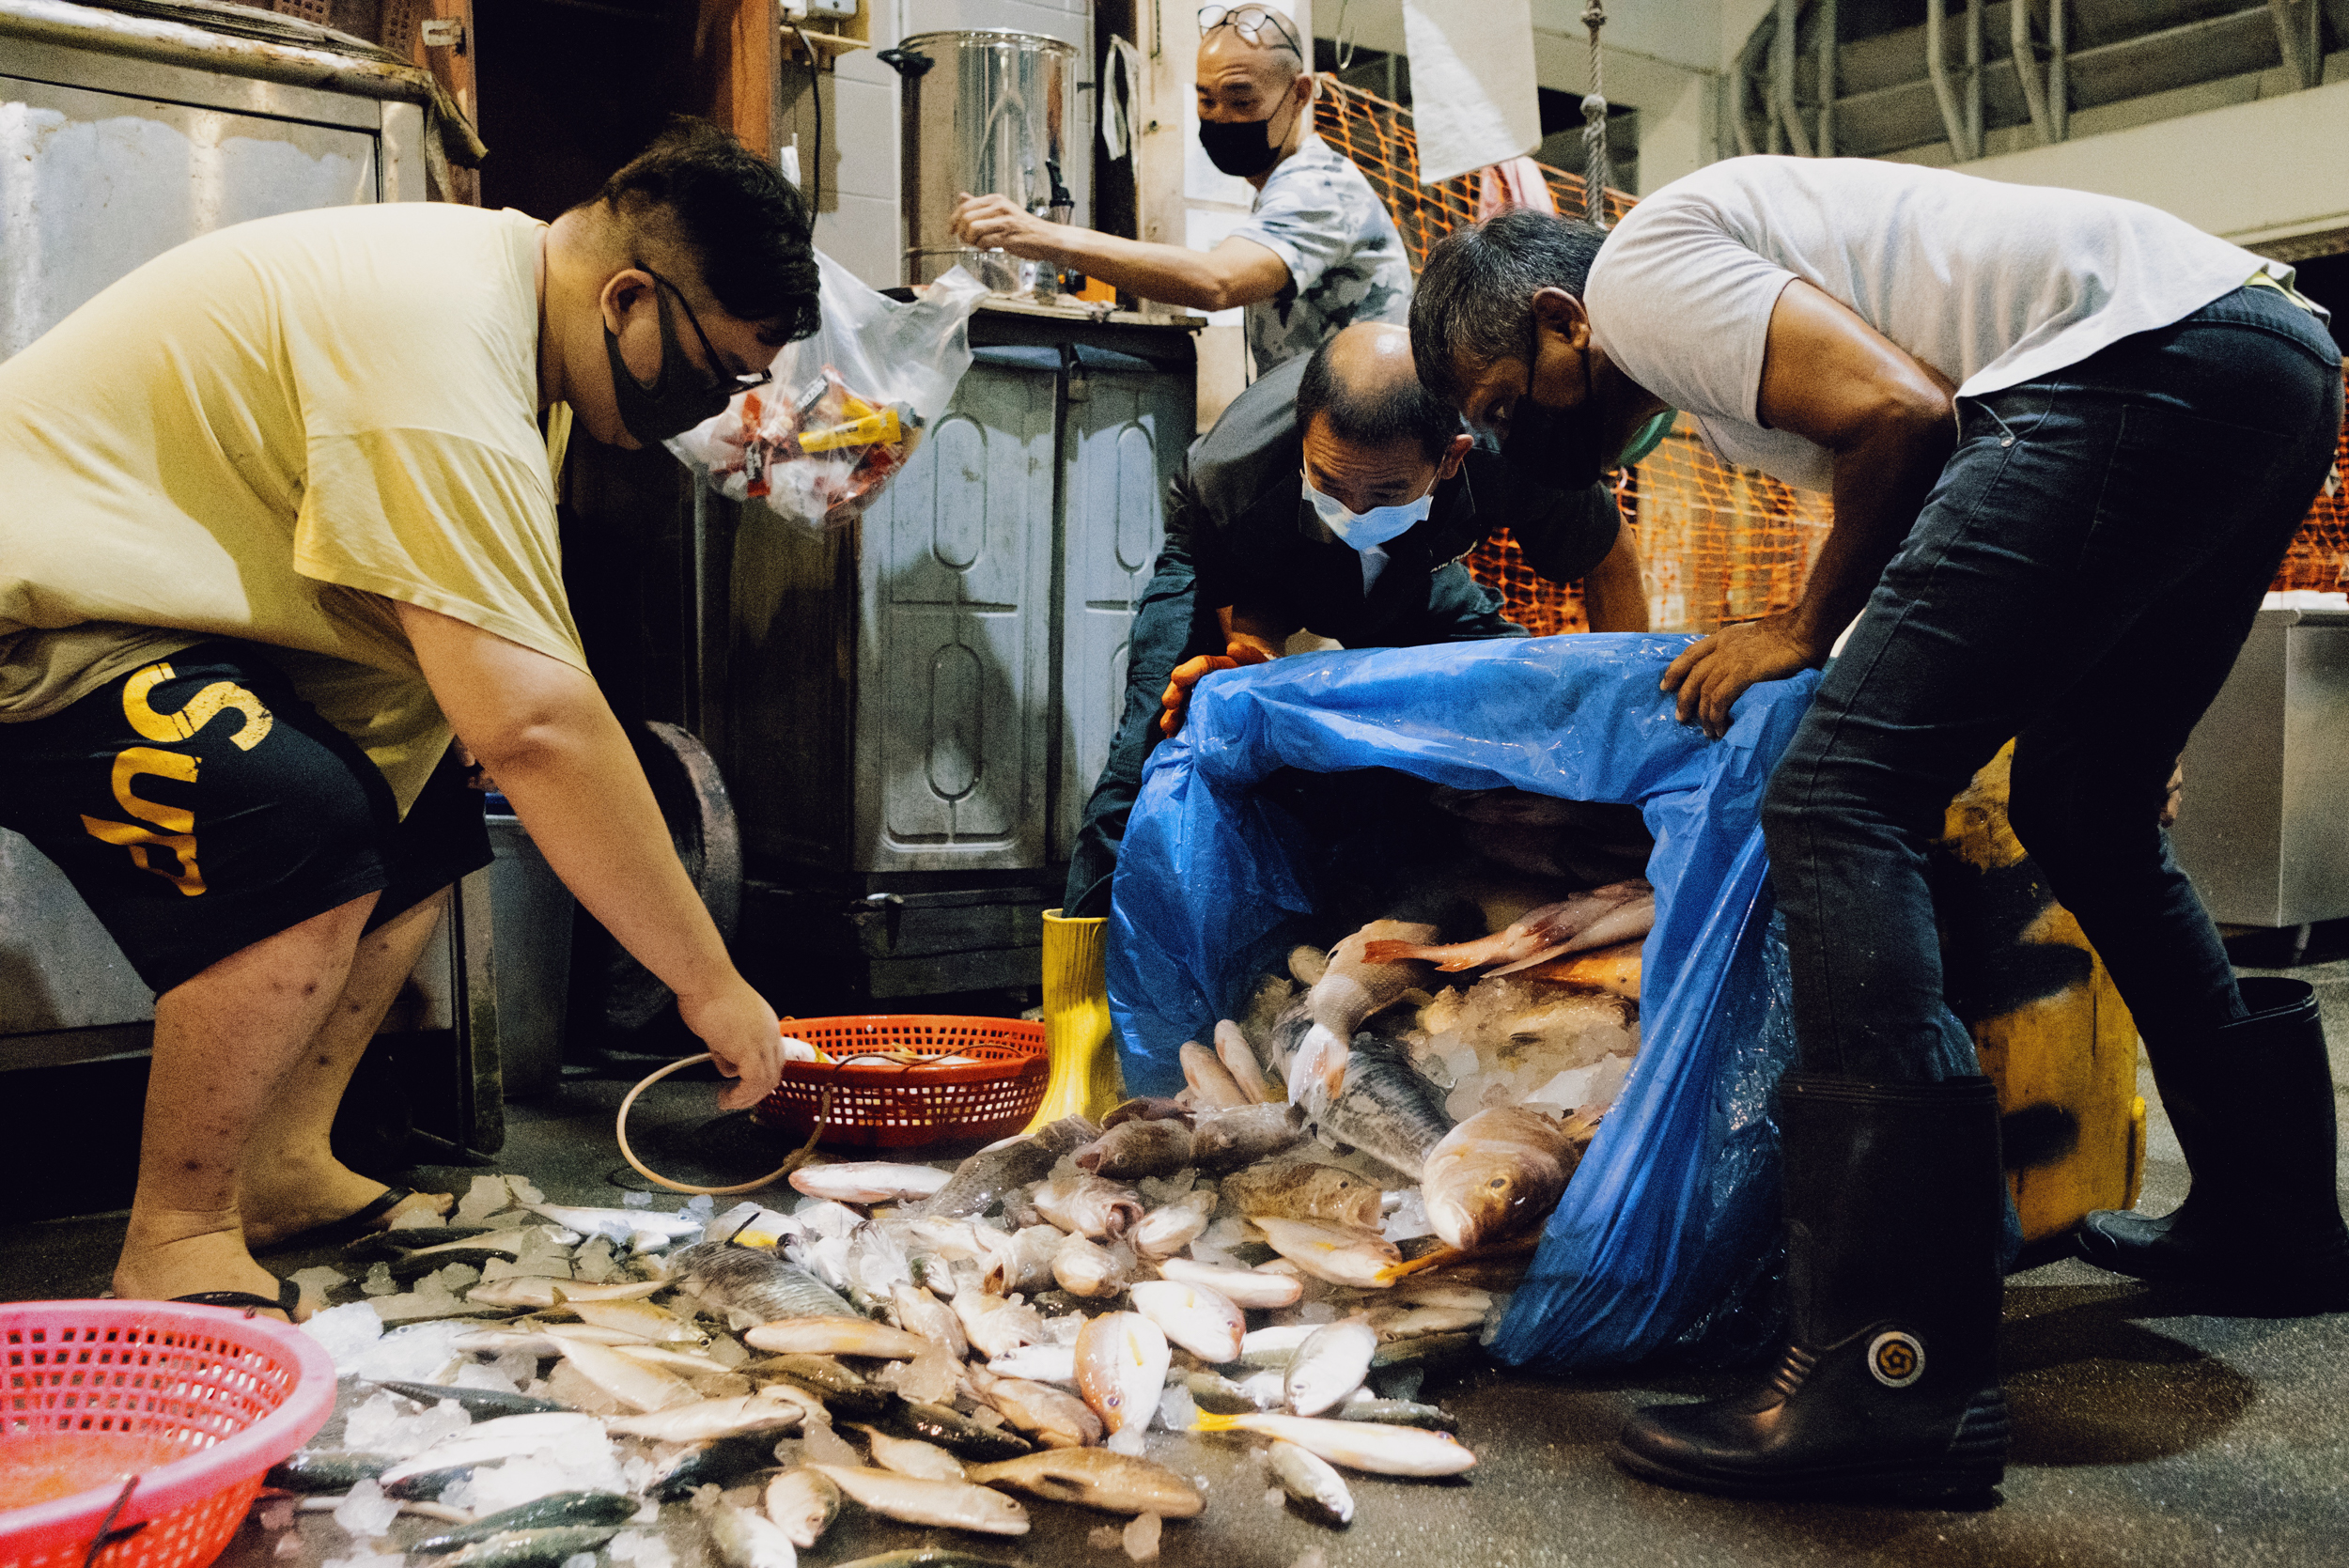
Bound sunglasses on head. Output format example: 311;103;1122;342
1198;4;1303;58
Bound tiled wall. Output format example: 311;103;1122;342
794;0;1096;289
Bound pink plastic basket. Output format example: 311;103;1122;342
0;1301;335;1568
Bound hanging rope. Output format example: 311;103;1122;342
1580;1;1610;225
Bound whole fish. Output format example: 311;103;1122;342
385;1229;536;1279
1074;1312;1170;1457
1050;1233;1131;1298
1361;1303;1488;1341
1213;1018;1277;1103
371;1380;571;1418
1251;1218;1402;1289
669;1242;858;1321
1190;1103;1308;1172
706;1504;798;1568
1155;1258;1302;1310
605;1391;809;1442
949;1290;1045;1360
1283;1319;1377;1416
266;1451;397;1493
789;1163;953;1206
909;1117;1101;1219
1360;879;1651;971
1073;1120;1194;1180
1190;1411;1476;1475
964;1449;1206;1518
554;1336;698;1413
441;1527;623;1568
1422;1107;1579;1251
1033;1172;1145;1239
1179;1042;1250;1109
1267;1438;1354;1526
1486;891;1657;977
414;1494;638;1552
468;1277;663;1311
743;1317;930;1359
347;1225;500;1256
1299;1032;1455;1183
961;1364;1103;1449
763;1467;841;1549
890;1282;968;1358
883;1400;1036;1462
853;1426;967;1482
805;1465;1031;1535
526;1203;704;1243
1127;1281;1244;1365
1130;1191;1215;1261
1221;1159;1383;1229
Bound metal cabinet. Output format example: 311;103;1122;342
2170;607;2349;929
723;303;1195;1000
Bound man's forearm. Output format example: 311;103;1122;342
1024;228;1273;313
1582;533;1650;632
396;605;737;1003
1791;415;1954;655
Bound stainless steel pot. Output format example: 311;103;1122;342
886;28;1081;289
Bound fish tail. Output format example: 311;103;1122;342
1190;1410;1245;1433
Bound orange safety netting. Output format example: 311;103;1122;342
1313;79;2349;633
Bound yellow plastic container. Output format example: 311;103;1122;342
1934;743;2148;1243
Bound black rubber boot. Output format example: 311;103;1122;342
1615;1074;2009;1502
2074;976;2349;1314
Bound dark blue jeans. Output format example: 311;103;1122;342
1765;285;2345;1080
1062;530;1526;918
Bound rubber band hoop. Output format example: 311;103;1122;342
615;1052;832;1196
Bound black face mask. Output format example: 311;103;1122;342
1197;90;1296;178
604;272;735;444
1502;318;1605;488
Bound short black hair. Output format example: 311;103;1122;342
592;116;820;348
1296;335;1464;462
1410;210;1610;409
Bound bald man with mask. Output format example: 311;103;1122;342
951;4;1412;374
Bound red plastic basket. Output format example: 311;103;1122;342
0;1301;334;1568
754;1015;1050;1150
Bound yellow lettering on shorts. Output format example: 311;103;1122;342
121;661;273;751
79;815;205;895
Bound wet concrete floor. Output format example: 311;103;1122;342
7;958;2349;1567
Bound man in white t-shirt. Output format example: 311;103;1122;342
1411;157;2344;1502
948;3;1410;374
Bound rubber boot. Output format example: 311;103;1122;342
1027;908;1125;1130
1615;1074;2010;1502
2073;976;2349;1313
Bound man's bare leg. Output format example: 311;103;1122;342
241;889;456;1247
112;892;378;1311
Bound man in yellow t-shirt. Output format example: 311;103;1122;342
0;118;806;1315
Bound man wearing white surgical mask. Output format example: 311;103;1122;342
1060;322;1648;919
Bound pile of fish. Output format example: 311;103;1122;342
266;792;1657;1567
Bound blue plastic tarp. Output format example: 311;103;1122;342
1105;633;1819;1369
